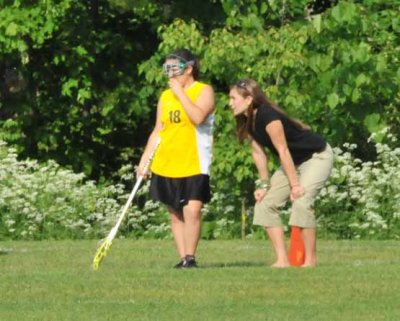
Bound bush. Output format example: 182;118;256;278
1;130;400;241
0;140;169;240
316;128;400;239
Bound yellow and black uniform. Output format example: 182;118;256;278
150;81;214;210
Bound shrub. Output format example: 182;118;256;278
0;140;169;240
1;129;400;241
316;129;400;239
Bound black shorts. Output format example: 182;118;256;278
150;173;211;211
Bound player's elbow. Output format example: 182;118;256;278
190;117;203;126
192;112;210;125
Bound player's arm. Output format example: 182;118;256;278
169;79;215;125
137;99;163;177
266;120;304;200
251;138;269;202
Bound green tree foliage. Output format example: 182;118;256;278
0;0;227;178
0;0;162;177
0;1;399;235
137;0;399;224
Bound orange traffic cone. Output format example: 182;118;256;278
288;226;305;266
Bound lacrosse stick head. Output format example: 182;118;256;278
92;238;113;271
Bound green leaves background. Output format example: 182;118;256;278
0;0;399;200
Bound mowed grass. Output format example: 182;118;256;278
0;239;399;321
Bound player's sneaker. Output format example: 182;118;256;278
174;260;185;269
174;255;198;269
182;255;197;268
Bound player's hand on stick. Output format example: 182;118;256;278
136;166;149;179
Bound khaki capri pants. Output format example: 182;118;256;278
254;144;334;228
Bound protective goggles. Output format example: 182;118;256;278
162;59;195;77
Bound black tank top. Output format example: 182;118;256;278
250;105;326;165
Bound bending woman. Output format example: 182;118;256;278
229;79;333;268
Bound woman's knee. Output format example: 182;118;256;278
289;199;316;228
183;201;202;222
254;200;283;227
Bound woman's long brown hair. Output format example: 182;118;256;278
232;79;310;143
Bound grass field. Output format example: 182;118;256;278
0;239;399;321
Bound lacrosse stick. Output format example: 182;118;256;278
92;138;161;270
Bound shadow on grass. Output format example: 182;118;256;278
0;249;11;255
201;261;266;268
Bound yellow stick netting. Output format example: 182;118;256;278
92;239;113;271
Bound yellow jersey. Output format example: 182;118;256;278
151;81;214;178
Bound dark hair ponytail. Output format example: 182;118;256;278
232;79;310;143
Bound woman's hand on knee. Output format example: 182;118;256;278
254;188;267;202
290;185;305;201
